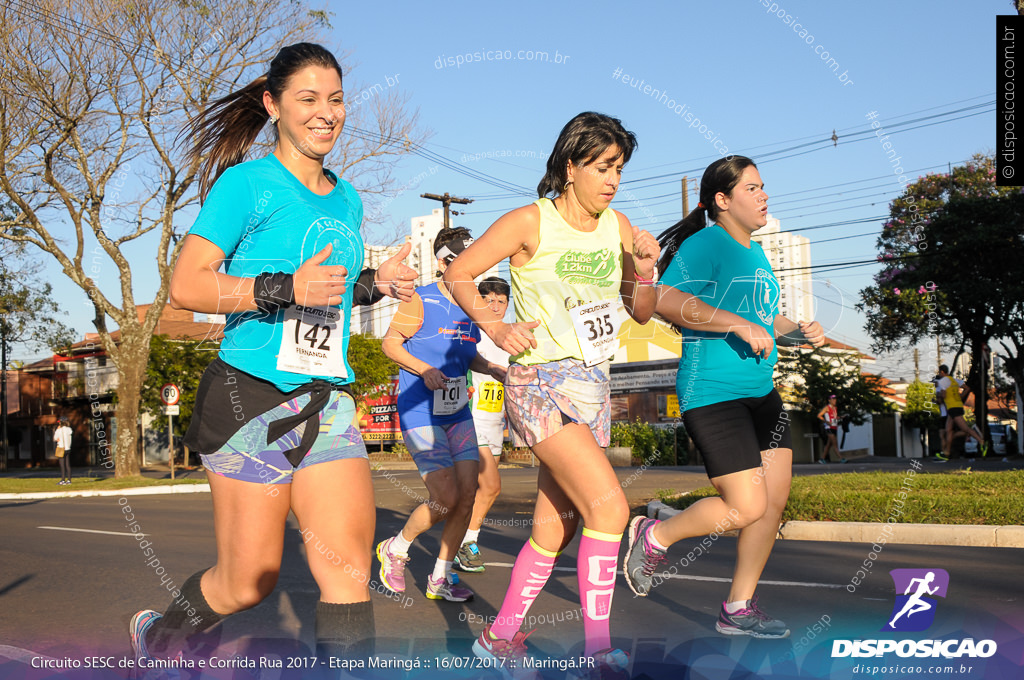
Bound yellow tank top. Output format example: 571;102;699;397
943;377;964;409
510;198;623;365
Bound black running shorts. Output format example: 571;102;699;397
682;388;793;479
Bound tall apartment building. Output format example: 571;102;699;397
752;214;814;322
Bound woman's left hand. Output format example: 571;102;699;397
799;320;825;347
376;241;418;302
631;226;660;280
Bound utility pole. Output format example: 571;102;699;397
681;176;689;216
420;192;474;230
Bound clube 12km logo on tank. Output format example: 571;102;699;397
831;569;997;660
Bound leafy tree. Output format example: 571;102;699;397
346;334;398;401
857;155;1024;441
901;379;942;430
0;263;75;357
777;346;894;425
140;335;219;438
0;0;427;476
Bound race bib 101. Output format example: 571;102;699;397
433;376;468;416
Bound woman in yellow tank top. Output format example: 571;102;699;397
444;112;659;676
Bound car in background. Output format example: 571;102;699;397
965;423;1015;456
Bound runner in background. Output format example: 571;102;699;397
444;111;660;678
376;228;508;603
455;277;512;574
936;364;986;459
816;395;846;463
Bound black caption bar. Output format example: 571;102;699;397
997;15;1024;186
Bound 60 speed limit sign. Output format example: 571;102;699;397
160;383;180;406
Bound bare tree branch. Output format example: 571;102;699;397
0;0;427;475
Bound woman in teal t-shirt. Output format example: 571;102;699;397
623;155;825;639
128;43;416;665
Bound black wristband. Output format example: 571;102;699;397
353;268;386;307
253;272;295;315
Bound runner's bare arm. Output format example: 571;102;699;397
616;211;659;323
381;294;448;390
443;205;541;354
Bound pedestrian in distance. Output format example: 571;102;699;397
816;394;846;463
128;42;417;666
376;227;507;604
936;364;986;459
54;417;73;485
444;111;660;678
623;155;825;640
454;276;513;574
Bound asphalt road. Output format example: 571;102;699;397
1;466;1022;679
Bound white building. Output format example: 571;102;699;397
351;244;405;338
752;215;814;323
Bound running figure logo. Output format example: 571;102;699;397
883;568;949;632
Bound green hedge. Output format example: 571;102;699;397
610;419;689;466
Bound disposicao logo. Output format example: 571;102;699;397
832;568;997;659
884;568;949;632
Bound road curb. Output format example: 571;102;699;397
0;484;211;501
645;500;1024;548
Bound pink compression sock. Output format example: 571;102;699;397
577;528;622;656
489;537;559;640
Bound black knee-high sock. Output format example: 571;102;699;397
148;569;225;657
315;600;375;661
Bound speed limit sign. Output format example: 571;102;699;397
160;383;180;406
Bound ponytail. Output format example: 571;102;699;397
656;205;707;282
182;42;344;202
657;155;757;280
184;77;270;202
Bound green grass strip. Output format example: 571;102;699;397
662;470;1024;526
0;476;206;494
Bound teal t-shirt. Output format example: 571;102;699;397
660;225;780;411
188;154;364;391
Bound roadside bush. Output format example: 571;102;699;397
610;419;687;466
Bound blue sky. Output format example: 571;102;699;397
18;0;1006;380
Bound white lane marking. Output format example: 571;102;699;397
0;644;55;663
484;563;844;589
38;526;145;537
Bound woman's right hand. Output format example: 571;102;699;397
492;320;540;355
421;367;449;391
735;323;775;359
292;244;349;307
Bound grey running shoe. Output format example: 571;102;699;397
472;625;537;680
715;596;790;638
426;573;475;602
623;516;667;597
454;541;486;572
